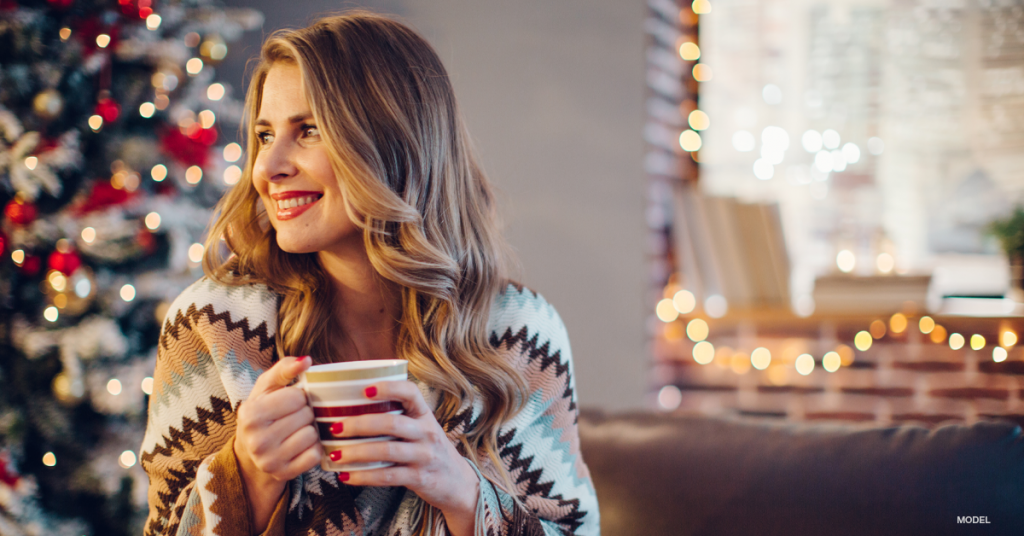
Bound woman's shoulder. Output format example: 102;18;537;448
162;275;280;345
487;282;571;358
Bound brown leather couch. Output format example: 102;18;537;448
578;410;1024;536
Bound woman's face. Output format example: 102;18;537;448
252;63;359;255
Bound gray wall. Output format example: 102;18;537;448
219;1;646;409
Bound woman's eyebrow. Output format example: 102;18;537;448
254;113;313;127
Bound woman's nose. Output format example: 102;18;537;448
256;138;299;181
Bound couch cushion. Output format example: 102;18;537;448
578;410;1024;536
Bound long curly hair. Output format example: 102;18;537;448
202;10;527;498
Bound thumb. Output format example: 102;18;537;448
256;355;311;394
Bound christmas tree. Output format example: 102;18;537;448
0;1;261;534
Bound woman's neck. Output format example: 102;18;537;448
318;243;401;361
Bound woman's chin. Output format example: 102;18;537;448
276;237;320;255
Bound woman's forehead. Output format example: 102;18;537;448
257;64;309;123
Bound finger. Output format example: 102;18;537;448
278;444;322;481
335;413;425;442
253;387;310;423
364;380;431;418
276;424;320;462
340;465;420;488
264;404;315;440
252;356;311;396
328;439;421;466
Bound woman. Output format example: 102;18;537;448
140;11;599;536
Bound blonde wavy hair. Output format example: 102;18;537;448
202;11;527;495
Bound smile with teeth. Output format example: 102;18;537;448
277;195;320;210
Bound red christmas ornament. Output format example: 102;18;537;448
161;128;211;168
48;249;82;276
19;254;41;275
75;180;135;215
4;198;38;226
47;0;74;8
76;18;120;54
0;457;19;487
0;232;6;259
136;227;157;254
95;98;121;123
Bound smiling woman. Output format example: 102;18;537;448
140;10;599;536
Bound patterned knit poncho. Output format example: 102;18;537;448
140;277;600;536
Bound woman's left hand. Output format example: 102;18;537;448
329;380;479;535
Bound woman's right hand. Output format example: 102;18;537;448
233;355;321;531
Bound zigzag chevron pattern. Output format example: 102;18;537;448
140;279;599;535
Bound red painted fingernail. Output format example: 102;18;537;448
300;355;311;363
364;386;377;398
330;422;344;435
329;450;342;461
338;472;350;482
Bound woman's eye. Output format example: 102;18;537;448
303;125;320;138
256;132;273;145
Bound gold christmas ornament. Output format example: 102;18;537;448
33;89;64;120
52;372;86;405
45;265;97;317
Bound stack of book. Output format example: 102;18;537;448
672;185;790;311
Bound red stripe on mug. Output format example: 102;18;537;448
315;422;384;440
312;401;403;418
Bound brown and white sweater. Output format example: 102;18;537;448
140;277;600;536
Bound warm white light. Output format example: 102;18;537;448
95;34;111;48
949;333;965;350
795;354;815;375
686;319;709;342
919;316;935;334
188;243;205;263
802;130;823;153
837;250;855;273
151;164;168;182
146;14;162;30
753;159;774;180
11;249;24;265
81;227;97;243
732;130;755;152
207;83;226;101
186;58;204;75
822;129;840;149
656;298;679;322
145;212;161;230
867;137;884;155
185;166;203;184
223;165;242;185
855;331;872;351
693;341;715;364
139;102;155;118
120;284;136;302
223;143;242;162
692;64;713;82
692;0;712;14
657;385;682;410
42;452;56;467
761;126;790;151
876;253;895;274
43;306;59;322
970;334;986;351
842;142;861;164
119;450;137;468
993;347;1008;363
59;27;71;40
24;156;38;170
198;110;216;129
679;41;700;61
688;110;710;131
751;347;771;370
762;84;782;105
1001;330;1017;347
88;115;103;131
704;295;727;318
672;290;696;314
107;378;122;395
48;271;67;292
822;351;841;372
679;130;702;151
141;377;154;395
815;150;834;172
